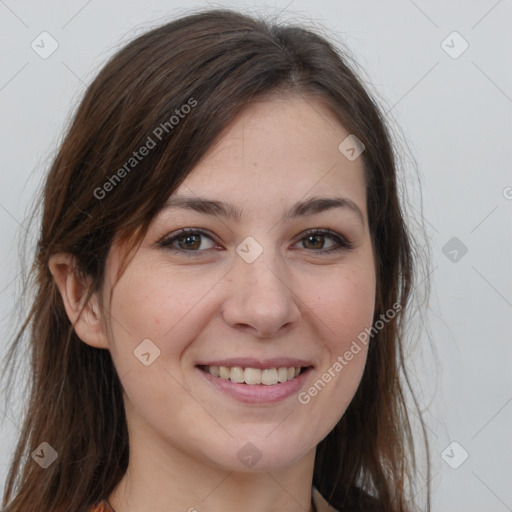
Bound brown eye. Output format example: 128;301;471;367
158;227;353;257
295;229;353;254
302;234;326;250
159;229;217;255
176;233;201;250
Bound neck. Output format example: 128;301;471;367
107;435;316;512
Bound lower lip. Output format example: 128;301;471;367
196;366;313;404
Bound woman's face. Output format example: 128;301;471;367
101;95;376;471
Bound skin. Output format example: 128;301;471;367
50;95;376;512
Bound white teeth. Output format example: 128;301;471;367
230;366;244;383
244;367;262;385
277;367;288;383
261;368;278;385
219;366;230;379
204;365;304;384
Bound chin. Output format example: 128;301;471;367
202;431;315;473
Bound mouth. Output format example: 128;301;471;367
195;359;313;404
198;364;309;385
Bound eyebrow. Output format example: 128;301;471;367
161;195;365;225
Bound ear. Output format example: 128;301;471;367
48;253;109;349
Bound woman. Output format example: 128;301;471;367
1;8;430;512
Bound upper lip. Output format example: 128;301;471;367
196;357;313;370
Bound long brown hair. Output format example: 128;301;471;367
1;8;430;512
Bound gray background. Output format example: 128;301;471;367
1;0;511;510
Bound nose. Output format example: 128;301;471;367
221;248;301;338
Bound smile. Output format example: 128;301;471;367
196;360;314;404
199;365;307;385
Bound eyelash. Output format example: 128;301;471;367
158;228;353;256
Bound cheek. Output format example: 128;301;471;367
307;263;376;347
284;265;375;455
108;264;218;349
104;266;213;429
304;263;375;394
104;261;231;404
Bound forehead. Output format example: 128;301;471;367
174;95;368;215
